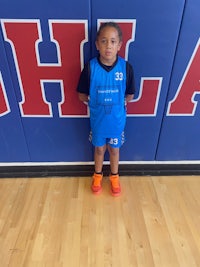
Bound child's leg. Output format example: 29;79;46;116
107;145;121;196
91;145;106;194
107;146;119;174
94;145;107;173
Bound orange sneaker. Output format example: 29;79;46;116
109;174;121;196
91;173;103;194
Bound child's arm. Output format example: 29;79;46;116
78;93;89;103
125;94;134;103
77;62;90;104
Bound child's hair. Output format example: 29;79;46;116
96;22;122;42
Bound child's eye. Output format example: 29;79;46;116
100;39;117;45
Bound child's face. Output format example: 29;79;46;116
95;26;122;66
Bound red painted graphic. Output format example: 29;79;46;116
1;19;199;118
2;19;88;117
0;72;10;116
168;38;200;115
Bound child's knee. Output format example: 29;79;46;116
108;146;119;156
95;146;106;156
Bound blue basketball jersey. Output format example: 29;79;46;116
89;56;127;137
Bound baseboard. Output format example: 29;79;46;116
0;163;200;178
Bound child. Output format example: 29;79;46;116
77;22;135;196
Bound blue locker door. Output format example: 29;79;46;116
157;0;200;160
1;0;92;162
0;27;30;161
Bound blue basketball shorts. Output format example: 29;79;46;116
89;131;125;148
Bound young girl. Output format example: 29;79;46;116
77;22;135;196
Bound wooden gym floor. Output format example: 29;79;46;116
0;175;200;267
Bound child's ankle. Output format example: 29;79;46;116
95;171;103;175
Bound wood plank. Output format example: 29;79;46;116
0;176;200;266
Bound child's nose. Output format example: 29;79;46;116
107;41;112;48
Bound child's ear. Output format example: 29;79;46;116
118;41;122;51
95;41;99;51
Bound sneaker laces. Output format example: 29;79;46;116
110;175;120;188
93;174;102;187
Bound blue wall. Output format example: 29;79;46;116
0;0;199;163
